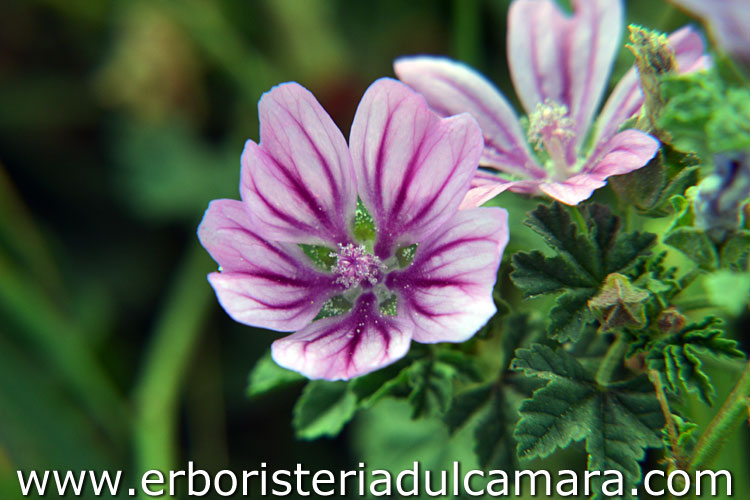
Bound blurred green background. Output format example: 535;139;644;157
1;1;746;499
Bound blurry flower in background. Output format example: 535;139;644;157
198;79;508;380
93;2;206;123
694;151;750;242
669;0;750;65
395;0;708;206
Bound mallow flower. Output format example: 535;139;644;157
198;78;509;380
670;0;750;64
395;0;709;206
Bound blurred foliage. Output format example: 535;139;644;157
1;0;749;499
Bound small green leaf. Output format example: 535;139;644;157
407;359;457;419
474;389;517;469
247;351;305;398
395;243;418;268
299;243;337;271
548;288;597;343
349;361;411;408
292;381;357;440
662;414;698;451
353;198;376;243
664;227;719;270
378;292;398;316
511;251;597;296
646;317;745;405
313;295;353;320
720;230;750;271
444;383;493;434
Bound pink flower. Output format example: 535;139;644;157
395;0;709;206
198;79;509;380
670;0;750;64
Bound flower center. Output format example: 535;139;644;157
330;243;384;289
527;99;577;179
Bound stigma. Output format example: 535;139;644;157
527;99;577;178
330;243;384;289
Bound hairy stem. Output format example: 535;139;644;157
596;336;627;386
649;369;683;470
687;360;750;472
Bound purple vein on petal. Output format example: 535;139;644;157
271;292;412;380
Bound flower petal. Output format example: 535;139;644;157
386;207;508;343
271;293;413;380
393;56;545;179
593;26;709;148
240;82;357;245
349;78;483;258
198;199;337;331
539;129;659;205
508;0;622;147
565;0;623;146
460;173;542;209
670;0;750;63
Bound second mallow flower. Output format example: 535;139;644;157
395;0;708;206
198;78;509;380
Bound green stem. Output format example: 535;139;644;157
687;360;750;472
133;243;213;496
596;336;627;386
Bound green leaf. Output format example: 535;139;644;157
313;294;353;320
511;203;655;342
444;383;494;434
349;361;411;408
720;230;750;271
659;68;750;155
511;251;596;296
661;414;698;451
610;145;700;217
377;291;398;316
646;317;745;405
474;389;517;469
512;344;663;500
299;243;337;271
292;381;358;439
406;359;457;419
525;203;600;280
664;227;719;270
353;198;376;243
247;351;305;398
548;289;597;342
395;243;418;268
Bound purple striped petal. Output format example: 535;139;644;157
508;0;622;150
393;56;545;179
386;208;509;343
349;78;483;258
198;199;338;331
271;293;412;380
593;26;709;148
670;0;750;63
460;175;542;209
240;82;357;246
539;129;659;205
